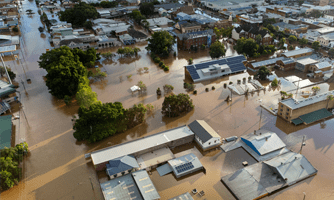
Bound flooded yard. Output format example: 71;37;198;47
2;1;334;200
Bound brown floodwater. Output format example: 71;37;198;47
3;1;334;200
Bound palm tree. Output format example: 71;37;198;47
326;94;334;109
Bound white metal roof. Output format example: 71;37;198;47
90;126;194;165
282;48;313;58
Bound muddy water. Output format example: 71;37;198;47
2;1;334;200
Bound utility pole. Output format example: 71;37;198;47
21;78;26;91
299;135;306;154
259;105;263;130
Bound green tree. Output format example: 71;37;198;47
161;93;194;117
326;94;334;109
76;77;99;109
311;41;320;51
73;102;126;143
288;35;297;42
312;86;320;95
328;48;334;58
257;66;270;80
101;52;114;59
188;58;193;65
139;2;155;16
255;34;262;44
271;78;278;87
83;21;93;29
58;2;98;27
310;10;322;18
299;38;308;46
146;31;175;57
209;41;226;59
130;10;146;24
124;104;147;129
12;26;18;32
233;37;259;57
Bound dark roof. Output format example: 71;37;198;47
177;29;214;40
188;120;220;143
106;155;139;176
59;38;82;46
178;5;194;14
298;108;333;125
236;24;269;37
180;21;201;28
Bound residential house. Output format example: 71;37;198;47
0;35;19;47
247;57;295;71
158;8;167;17
276;58;296;71
154;3;184;12
232;24;273;45
309;61;332;77
197;0;264;12
273;22;308;36
278;90;334;124
176;29;216;50
175;12;191;21
213;19;232;29
0;4;18;16
119;34;135;45
146;17;174;28
317;33;334;47
295;57;319;72
188;120;221;151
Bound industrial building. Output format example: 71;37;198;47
221;152;318;200
188;120;221;151
278;90;334;124
184;55;247;83
88;125;194;171
281;47;313;59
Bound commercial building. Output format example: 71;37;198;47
88;125;194;171
188;120;221;151
278;90;334;124
184;55;247;83
167;153;204;178
281;47;313;59
197;0;264;12
174;21;203;33
0;115;12;149
176;29;216;50
221;152;318;200
295;57;319;72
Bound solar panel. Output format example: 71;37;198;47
175;162;194;173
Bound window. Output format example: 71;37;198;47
286;117;288;119
286;112;289;115
280;113;282;115
281;105;283;107
208;142;211;145
280;109;283;111
287;108;290;111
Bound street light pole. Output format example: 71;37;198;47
299;135;306;154
259;105;263;130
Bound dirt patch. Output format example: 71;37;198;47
128;28;147;39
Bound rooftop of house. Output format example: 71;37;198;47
315;61;331;69
235;24;269;37
273;22;307;30
106;155;139;176
188;120;220;143
282;47;313;57
146;17;174;27
241;130;286;156
177;29;214;40
154;3;184;10
296;57;318;65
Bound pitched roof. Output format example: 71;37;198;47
188;120;220;143
241;130;286;156
59;38;82;46
315;61;331;69
106;155;139;176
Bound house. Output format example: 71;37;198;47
276;58;296;71
281;47;313;58
176;29;216;50
158;8;167;17
184;55;246;83
222;151;318;200
154;3;184;12
188;120;221;151
197;0;264;12
309;61;332;77
119;34;135;45
247;57;292;71
175;21;202;33
213;18;232;29
295;57;319;72
146;17;174;28
317;33;334;47
272;22;308;35
232;24;273;45
175;12;191;21
174;4;194;15
278;90;334;124
106;155;139;179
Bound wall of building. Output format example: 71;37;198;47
285;51;313;59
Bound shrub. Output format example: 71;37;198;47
154;57;160;63
243;77;246;82
174;52;176;56
127;74;132;79
159;61;163;67
193;90;197;94
201;44;205;50
229;81;233;85
150;52;156;59
248;76;252;80
188;58;193;65
212;86;215;90
184;82;195;91
237;79;241;84
205;88;209;92
12;26;18;32
64;95;71;105
224;83;227;88
289;45;294;50
271;78;278;87
164;66;169;71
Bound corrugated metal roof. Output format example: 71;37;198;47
0;115;12;149
251;57;284;68
168;192;194;200
296;58;318;66
106;155;139;176
282;48;313;58
156;163;173;176
0;87;16;98
315;61;331;69
281;90;334;110
132;170;160;200
298;108;333;125
90;126;194;165
241;130;286;156
264;152;318;185
188;120;220;143
0;45;16;53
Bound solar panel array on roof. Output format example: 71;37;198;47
230;63;247;73
186;65;200;80
176;162;194;173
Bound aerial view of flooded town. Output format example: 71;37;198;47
2;0;334;199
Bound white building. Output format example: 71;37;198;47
188;120;221;151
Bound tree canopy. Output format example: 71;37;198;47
299;38;308;46
161;93;194;117
209;41;226;59
288;35;297;42
311;41;320;51
328;48;334;58
130;10;146;24
234;37;259;57
58;2;98;27
146;31;175;57
139;2;155;16
257;66;270;80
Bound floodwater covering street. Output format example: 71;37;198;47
2;0;334;200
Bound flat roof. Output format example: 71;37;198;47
132;170;160;200
168;192;194;200
241;130;286;156
188;120;220;143
280;90;334;110
251;57;284;68
0;115;12;149
296;58;318;66
168;153;203;178
100;174;143;200
282;48;313;57
315;61;331;69
90;126;194;165
0;44;16;53
136;147;174;169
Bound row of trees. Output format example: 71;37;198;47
89;1;118;8
234;38;276;58
0;142;29;191
38;46;99;99
213;27;234;39
116;47;141;57
146;31;175;57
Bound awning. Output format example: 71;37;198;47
292;108;333;125
0;115;12;149
0;87;16;98
156;163;173;176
